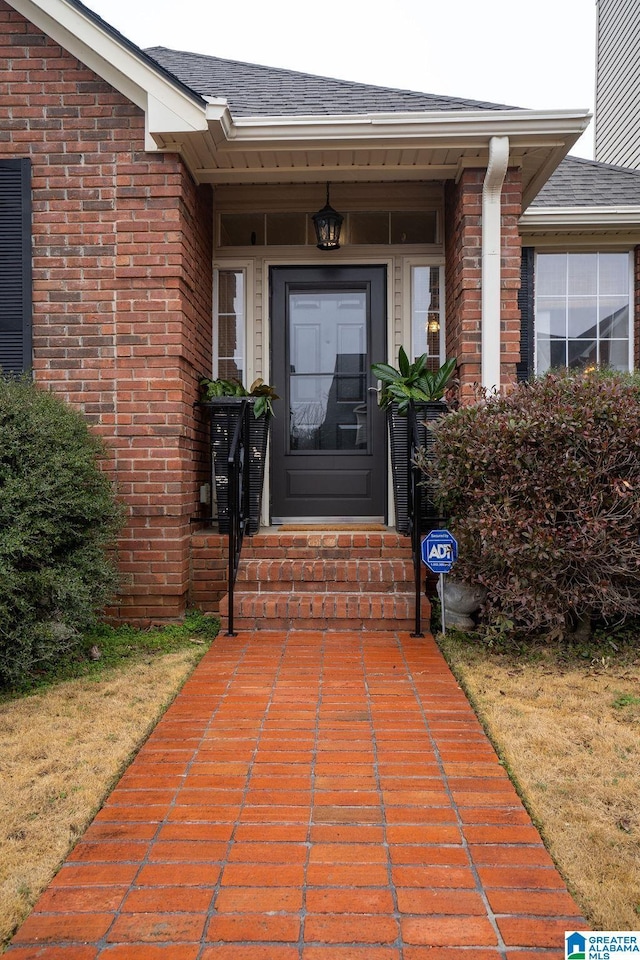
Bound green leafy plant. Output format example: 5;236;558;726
372;347;457;413
0;377;123;687
425;369;640;637
199;376;279;419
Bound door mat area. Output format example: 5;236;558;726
277;523;389;532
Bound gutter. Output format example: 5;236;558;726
482;136;510;391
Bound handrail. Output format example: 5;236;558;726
408;402;424;638
226;399;250;636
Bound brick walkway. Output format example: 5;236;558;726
7;630;585;959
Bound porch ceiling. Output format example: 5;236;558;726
152;107;591;208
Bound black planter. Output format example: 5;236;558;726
388;400;446;535
204;399;271;535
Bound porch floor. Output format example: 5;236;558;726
8;630;585;958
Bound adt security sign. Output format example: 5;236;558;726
421;530;458;574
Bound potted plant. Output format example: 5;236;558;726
371;348;457;534
199;377;279;534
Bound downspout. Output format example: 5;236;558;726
482;135;510;391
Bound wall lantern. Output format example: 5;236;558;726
312;183;343;250
427;317;441;334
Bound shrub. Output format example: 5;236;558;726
428;370;640;635
0;378;123;686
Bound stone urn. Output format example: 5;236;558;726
437;577;487;629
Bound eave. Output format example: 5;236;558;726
521;205;640;229
8;0;590;204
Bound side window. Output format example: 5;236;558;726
214;268;245;382
0;159;32;375
410;264;444;371
535;252;632;374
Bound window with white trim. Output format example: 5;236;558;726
214;268;245;381
410;265;444;371
535;252;632;374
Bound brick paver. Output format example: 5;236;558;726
7;630;586;958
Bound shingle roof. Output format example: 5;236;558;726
531;155;640;207
144;46;516;117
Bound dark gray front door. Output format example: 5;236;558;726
270;265;387;523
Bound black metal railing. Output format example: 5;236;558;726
408;403;425;637
226;399;251;636
407;401;448;638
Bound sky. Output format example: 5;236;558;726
83;0;597;159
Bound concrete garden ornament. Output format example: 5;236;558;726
437;577;487;630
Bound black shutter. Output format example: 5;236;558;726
517;246;534;382
0;159;32;375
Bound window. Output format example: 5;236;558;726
0;159;32;375
410;265;444;371
535;252;632;374
215;269;245;381
218;210;438;247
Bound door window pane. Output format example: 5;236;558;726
288;291;367;452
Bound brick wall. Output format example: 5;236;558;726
444;168;522;401
0;3;214;621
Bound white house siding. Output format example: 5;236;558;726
595;0;640;169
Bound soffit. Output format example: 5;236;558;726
160;108;590;207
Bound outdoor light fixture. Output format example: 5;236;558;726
312;183;343;250
427;317;441;334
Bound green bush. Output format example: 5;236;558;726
428;370;640;636
0;378;123;686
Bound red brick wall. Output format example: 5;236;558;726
0;3;214;621
444;167;522;401
500;169;523;388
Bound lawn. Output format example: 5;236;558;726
0;613;219;950
440;629;640;930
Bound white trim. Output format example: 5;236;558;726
521;206;640;230
225;109;590;143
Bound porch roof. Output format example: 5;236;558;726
10;0;590;207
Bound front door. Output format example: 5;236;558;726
270;265;386;523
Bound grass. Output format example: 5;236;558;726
0;609;221;700
438;622;640;930
0;611;219;950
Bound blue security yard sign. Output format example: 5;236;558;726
421;529;458;574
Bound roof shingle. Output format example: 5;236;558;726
531;155;640;207
144;46;516;117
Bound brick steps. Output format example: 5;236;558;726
236;558;415;592
220;529;430;632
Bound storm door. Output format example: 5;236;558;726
270;266;386;523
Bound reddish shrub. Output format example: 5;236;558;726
428;371;640;634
